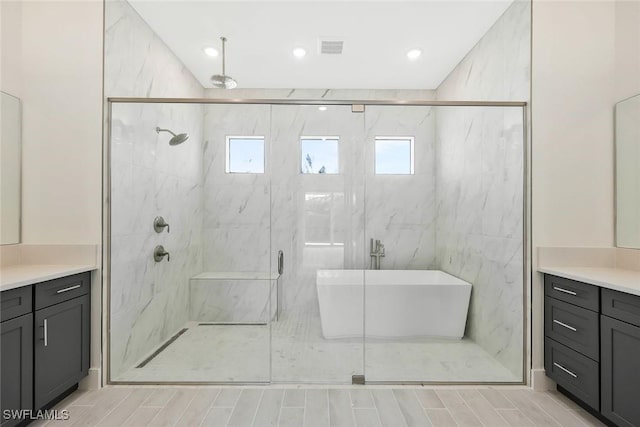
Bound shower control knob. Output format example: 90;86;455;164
154;245;170;262
154;216;170;233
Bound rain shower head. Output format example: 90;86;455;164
155;127;189;145
210;36;237;89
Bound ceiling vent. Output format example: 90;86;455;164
318;38;344;55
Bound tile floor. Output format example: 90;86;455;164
33;386;605;427
117;312;518;383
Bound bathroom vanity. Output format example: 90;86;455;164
542;270;640;427
1;270;91;427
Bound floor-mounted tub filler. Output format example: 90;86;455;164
317;270;472;339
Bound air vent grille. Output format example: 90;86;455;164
319;39;344;55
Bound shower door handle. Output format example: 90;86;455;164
278;250;284;275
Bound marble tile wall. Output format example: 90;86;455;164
434;1;530;377
202;92;437;318
105;0;205;379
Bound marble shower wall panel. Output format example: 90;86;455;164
436;0;530;102
104;0;205;98
109;102;204;379
434;2;529;378
364;106;437;270
105;1;206;379
202;105;272;273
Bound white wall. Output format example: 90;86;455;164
615;0;640;102
530;0;629;385
1;1;22;97
19;1;103;244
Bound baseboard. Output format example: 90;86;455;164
531;368;555;391
79;368;101;390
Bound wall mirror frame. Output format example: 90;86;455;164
615;93;640;249
0;91;22;245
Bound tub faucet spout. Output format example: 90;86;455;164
370;238;385;270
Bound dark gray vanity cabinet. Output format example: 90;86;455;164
1;286;33;427
544;274;640;426
600;289;640;427
0;272;90;425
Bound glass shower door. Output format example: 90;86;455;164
269;104;366;383
108;101;273;383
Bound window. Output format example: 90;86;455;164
374;137;414;175
301;137;339;174
226;136;265;173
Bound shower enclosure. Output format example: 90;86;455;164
106;98;527;384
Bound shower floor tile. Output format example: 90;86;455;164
116;317;519;383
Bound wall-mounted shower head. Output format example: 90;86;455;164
155;127;189;145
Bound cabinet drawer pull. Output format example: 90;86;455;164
553;286;577;296
56;284;81;294
44;319;48;347
553;362;577;378
553;319;577;332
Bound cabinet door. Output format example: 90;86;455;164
1;314;33;427
601;315;640;427
34;295;90;410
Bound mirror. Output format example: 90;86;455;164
616;93;640;249
0;91;21;245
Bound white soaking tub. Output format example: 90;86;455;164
316;270;472;339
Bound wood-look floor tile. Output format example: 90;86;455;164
499;390;561;426
283;389;306;408
435;390;482;427
371;390;407;427
175;388;220;426
353;408;381;427
415;390;444;409
278;407;305;427
227;389;263;427
496;409;536;426
304;390;330;427
141;388;177;407
329;390;355;427
47;405;92;427
478;389;516;409
121;406;161;427
458;389;508;426
350;390;374;409
424;409;458;427
525;392;585;427
214;389;242;408
572;409;607;427
254;389;285;427
96;388;153;427
150;388;199;427
71;388;131;426
201;407;234;427
393;389;432;427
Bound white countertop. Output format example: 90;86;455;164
0;264;96;292
539;266;640;296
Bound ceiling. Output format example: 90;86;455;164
129;0;513;90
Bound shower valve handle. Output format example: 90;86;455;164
154;216;170;233
154;245;170;262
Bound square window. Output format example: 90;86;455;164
226;136;265;173
301;137;339;174
374;137;414;175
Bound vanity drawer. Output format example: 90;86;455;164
1;286;33;322
545;337;599;411
545;297;599;361
35;272;90;310
545;275;599;312
602;288;640;328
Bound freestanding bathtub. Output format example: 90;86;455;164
316;270;472;339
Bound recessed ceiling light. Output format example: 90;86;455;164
407;49;422;60
293;47;307;58
318;106;327;111
203;47;219;57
